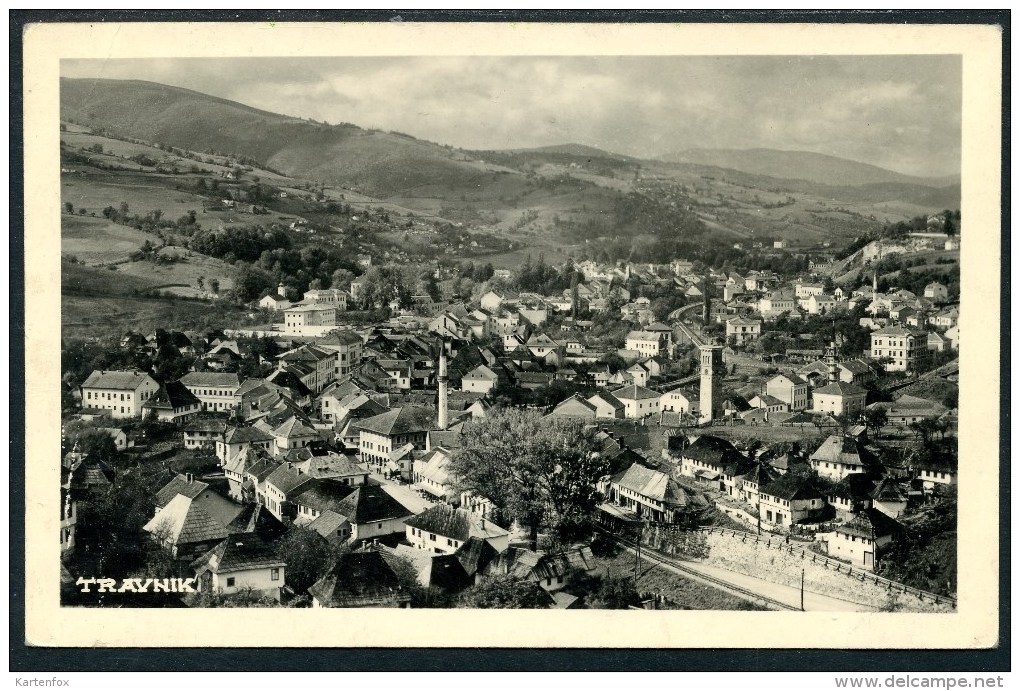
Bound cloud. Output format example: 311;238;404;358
61;54;961;177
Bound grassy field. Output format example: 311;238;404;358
62;172;207;220
62;292;250;339
116;247;236;294
61;214;154;265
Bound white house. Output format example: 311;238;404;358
611;384;661;419
405;504;510;555
191;534;286;601
180;372;241;413
80;370;160;419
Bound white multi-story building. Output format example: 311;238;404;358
79;370;160;419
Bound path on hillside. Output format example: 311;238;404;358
614;539;880;612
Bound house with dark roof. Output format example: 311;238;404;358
827;473;877;520
183;419;229;450
309;551;411;608
810;435;882;482
601;463;709;524
586;390;625;419
379;544;472;593
292;479;358;526
679;435;750;491
141;381;202;422
225;503;288;543
480;546;597;594
215;425;275;467
331;484;417;542
757;473;827;527
143;493;231;560
405;504;510;555
827;508;903;571
191;533;287;601
262;463;315;522
869;477;910;519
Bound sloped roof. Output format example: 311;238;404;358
683;435;747;468
144;495;228;545
224;425;275;445
334;484;415;525
829;473;878;500
870;477;910;503
838;508;903;540
355;406;436;437
292;479;358;514
184;419;229;434
308;552;411;607
454;536;501;577
612;384;660;401
382;545;471;591
273;416;320;440
180;372;240;388
143;381;200;411
81;369;154;391
405;504;509;543
191;533;285;575
307;510;352;542
155;474;209;509
761;473;823;501
226;503;289;542
813;381;867;397
264;464;314;496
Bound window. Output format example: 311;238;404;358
447;539;453;546
226;577;235;587
271;568;280;581
430;533;436;541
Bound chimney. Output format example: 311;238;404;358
437;351;449;430
186;473;194;483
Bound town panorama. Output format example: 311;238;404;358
58;70;960;612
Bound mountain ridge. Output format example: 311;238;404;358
662;147;958;189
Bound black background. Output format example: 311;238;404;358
9;8;1010;673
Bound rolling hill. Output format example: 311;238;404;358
662;148;957;189
60;78;501;198
61;77;958;251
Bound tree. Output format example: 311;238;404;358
449;409;610;549
331;268;356;292
209;278;220;295
274;527;332;595
64;201;74;214
196;275;205;291
459;574;550;609
119;201;130;217
861;408;888;438
591;574;642;609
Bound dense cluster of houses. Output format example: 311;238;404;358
62;246;959;604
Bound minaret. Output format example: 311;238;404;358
824;340;839;384
437;351;449;430
698;343;724;424
872;270;878;294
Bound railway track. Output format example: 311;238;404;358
603;530;800;611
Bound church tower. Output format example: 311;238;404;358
698;343;724;424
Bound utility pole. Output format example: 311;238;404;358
801;568;805;611
633;523;642;585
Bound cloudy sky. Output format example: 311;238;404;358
62;55;961;177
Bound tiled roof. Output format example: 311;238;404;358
155;474;209;509
683;435;747;468
355;406;435;437
265;465;314;496
81;370;154;391
184;419;229;434
454;537;501;577
308;552;411;607
838;508;903;540
810;435;879;468
144;495;228;545
761;473;823;501
180;372;241;388
292;479;358;514
224;426;275;445
334;485;415;525
813;381;867;396
307;510;352;541
405;504;509;543
226;503;288;542
143;381;200;411
190;533;285;575
611;384;660;401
